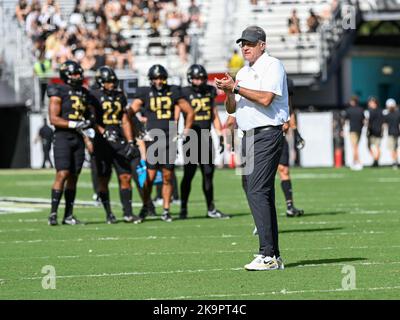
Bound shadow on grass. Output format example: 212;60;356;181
299;211;348;217
285;257;368;268
280;227;343;234
170;212;250;220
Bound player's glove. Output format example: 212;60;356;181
294;129;305;150
218;135;224;154
68;120;91;130
173;133;186;142
103;128;119;143
81;128;95;139
124;141;140;160
138;130;154;142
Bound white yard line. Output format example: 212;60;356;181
3;260;400;283
0;230;387;245
152;285;400;300
1;245;400;261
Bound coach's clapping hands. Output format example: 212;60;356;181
215;73;235;94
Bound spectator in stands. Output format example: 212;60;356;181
147;25;165;55
93;43;107;70
16;0;30;26
288;9;301;34
131;1;146;28
115;35;135;70
383;99;400;169
108;15;123;34
25;2;42;38
306;9;320;33
39;0;64;30
188;0;202;28
227;49;245;78
104;0;122;21
34;51;52;108
69;4;85;27
366;96;384;167
343;95;365;171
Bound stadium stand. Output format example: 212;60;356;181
2;0;400;111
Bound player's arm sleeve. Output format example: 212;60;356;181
172;85;184;101
133;87;146;103
47;84;59;98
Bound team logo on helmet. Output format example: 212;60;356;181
59;60;84;88
95;66;118;91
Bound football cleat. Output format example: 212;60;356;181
106;213;118;224
286;206;304;217
48;213;58;226
179;208;188;220
147;206;157;217
161;212;173;222
139;206;148;220
207;209;230;219
244;255;280;271
62;215;81;225
123;214;142;224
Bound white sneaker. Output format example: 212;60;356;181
153;198;163;206
351;163;363;171
244;255;279;271
275;256;285;270
253;226;258;235
207;209;230;219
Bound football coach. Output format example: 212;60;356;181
216;26;289;271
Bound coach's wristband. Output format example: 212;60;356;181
233;85;241;95
68;121;77;129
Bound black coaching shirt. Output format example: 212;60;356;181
384;109;400;137
47;83;92;130
181;85;217;130
90;87;128;128
344;105;365;133
367;108;384;137
134;85;182;131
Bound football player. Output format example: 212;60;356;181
129;64;194;222
47;60;93;226
278;78;304;217
179;64;229;219
91;66;141;224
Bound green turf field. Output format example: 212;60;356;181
0;167;399;300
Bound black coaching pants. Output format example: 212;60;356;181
242;127;284;257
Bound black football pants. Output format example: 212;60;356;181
180;163;215;212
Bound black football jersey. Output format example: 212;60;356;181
181;85;216;130
47;83;92;122
134;85;182;131
90;88;128;128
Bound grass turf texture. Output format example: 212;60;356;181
0;167;399;300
